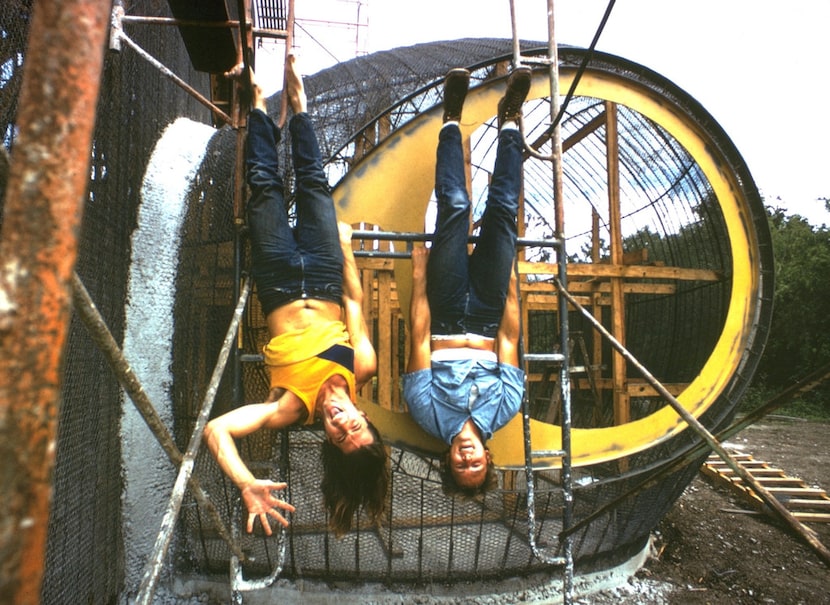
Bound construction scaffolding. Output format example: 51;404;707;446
0;1;785;603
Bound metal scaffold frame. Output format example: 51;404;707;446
507;0;575;600
14;0;824;603
103;1;296;603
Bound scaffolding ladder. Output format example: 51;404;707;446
506;0;576;602
106;1;297;603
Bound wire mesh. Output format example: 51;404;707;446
1;0;771;595
176;42;766;586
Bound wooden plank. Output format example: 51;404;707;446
713;467;786;476
767;487;829;496
519;260;722;282
724;477;804;486
702;452;830;523
786;499;830;510
790;512;830;523
520;280;677;295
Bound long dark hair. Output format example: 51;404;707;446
320;421;389;536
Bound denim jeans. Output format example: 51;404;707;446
427;124;522;338
245;109;344;316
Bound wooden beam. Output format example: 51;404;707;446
605;101;629;426
518;260;722;282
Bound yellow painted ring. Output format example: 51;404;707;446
336;68;761;468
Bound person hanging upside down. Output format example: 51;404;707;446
402;67;531;498
204;55;388;537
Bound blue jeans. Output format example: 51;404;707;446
245;110;344;316
427;124;522;338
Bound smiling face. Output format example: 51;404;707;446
448;421;491;489
320;394;375;454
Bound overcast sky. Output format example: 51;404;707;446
271;0;830;226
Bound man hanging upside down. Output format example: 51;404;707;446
403;66;531;498
204;55;388;537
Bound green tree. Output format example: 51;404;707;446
759;208;830;388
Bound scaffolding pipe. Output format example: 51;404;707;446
136;277;252;605
350;229;562;247
120;15;289;40
110;8;233;125
348;230;561;258
563;362;830;547
69;273;246;561
544;6;575;600
0;0;110;602
509;1;575;600
554;279;830;567
231;0;254;459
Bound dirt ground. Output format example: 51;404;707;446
587;416;830;605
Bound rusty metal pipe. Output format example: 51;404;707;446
0;0;111;602
111;24;232;125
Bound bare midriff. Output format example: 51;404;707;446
266;298;343;337
430;335;495;352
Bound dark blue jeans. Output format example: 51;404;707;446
245;109;344;316
427;124;522;338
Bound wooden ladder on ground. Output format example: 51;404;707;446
702;452;830;524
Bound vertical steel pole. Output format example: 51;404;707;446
544;1;575;601
0;0;110;602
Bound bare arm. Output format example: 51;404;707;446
338;222;378;389
496;267;521;368
203;393;302;534
406;246;432;372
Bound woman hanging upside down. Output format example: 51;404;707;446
204;54;388;537
403;66;531;497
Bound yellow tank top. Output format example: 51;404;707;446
262;321;356;425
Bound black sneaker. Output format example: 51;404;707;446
442;68;470;123
497;66;532;128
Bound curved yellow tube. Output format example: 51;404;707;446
338;70;759;468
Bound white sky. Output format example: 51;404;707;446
262;0;830;226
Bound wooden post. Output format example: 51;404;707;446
605;101;630;426
0;0;110;602
590;209;604;423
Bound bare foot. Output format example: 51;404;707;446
224;63;265;111
284;54;307;114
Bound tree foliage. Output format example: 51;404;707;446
758;207;830;389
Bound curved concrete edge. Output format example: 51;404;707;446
167;536;666;604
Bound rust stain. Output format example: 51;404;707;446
0;0;111;602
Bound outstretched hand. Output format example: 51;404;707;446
240;479;295;535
